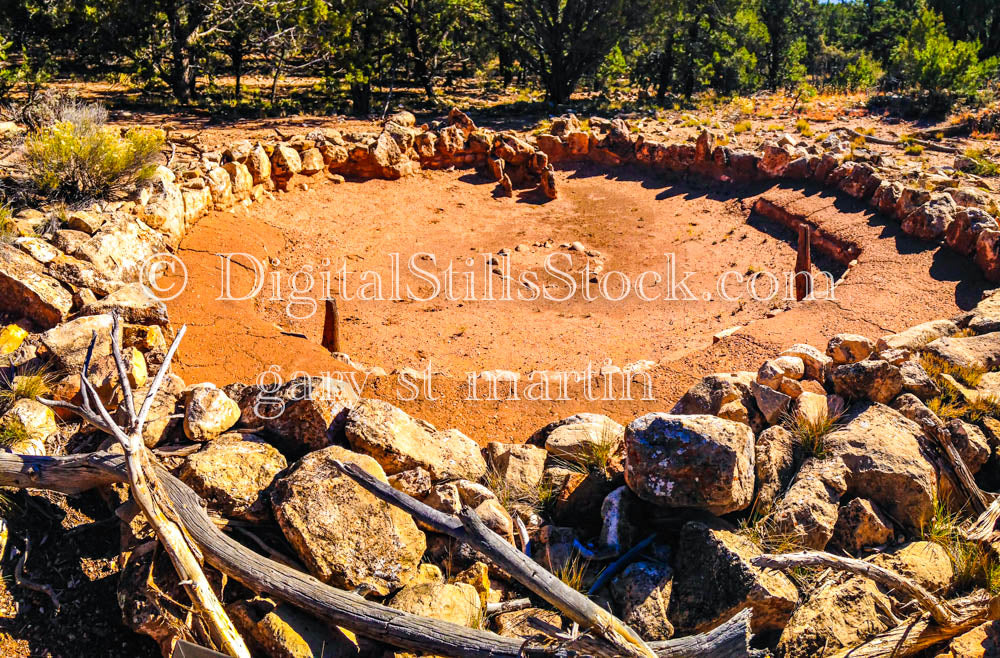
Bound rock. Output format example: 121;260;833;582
776;572;893;657
831;402;939;530
227;596;360;658
899;360;940;399
755;426;798;511
543;413;624;466
246;144;272;184
118;543;199;654
223;161;254;201
793;391;830;424
66;210;105;234
271;144;303;179
752;381;792;424
610;561;674;641
184;383;241;441
237;376;359;457
877;319;958;352
179;435;287;521
0;243;72;329
38;314;119;370
81;282;168;325
540;167;557;199
474;497;516;544
935;620;1000;658
826;334;874;365
495;607;562;640
423;482;462;515
668;521;798;634
896;186;932;219
181;186;212;224
976;230;1000;281
345;399;486;481
552;469;621;535
119;373;186;447
1;398;57;454
670;371;760;428
759;142;793;177
388;467;432;499
205;166;235;209
946;208;999;256
771;457;849;548
872;180;904;216
871;540;953;592
72;214;167;282
140;176;185;245
830;360;903;404
271;445;426;595
946;419;990;474
485;442;547;491
599;485;638;551
624;413;754;514
781;344;831;381
926;332;1000;371
830;498;894;553
901;193;957;240
757;356;805;388
299;148;325;175
0;324;27;355
388;582;481;627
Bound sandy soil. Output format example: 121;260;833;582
163;164;989;444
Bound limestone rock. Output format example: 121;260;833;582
754;425;798;512
179;435;287;521
206;166;235;209
781;344;831;381
389;582;481;629
901;193;957;240
72;214;167;282
299;148;325;175
223;161;253;201
625;413;754;514
899;360;940;400
184;383;240;441
935;620;1000;658
668;521;798;634
485;442;547;491
830;498;894;554
271;445;426;595
227;596;360;658
670;371;760;428
877;319;958;353
946;208;999;256
544;413;624;466
771;457;849;549
610;561;675;641
271;144;303;179
246;144;272;184
830;360;903;404
826;334;874;365
946;419;990;474
757;356;805;389
752;381;792;424
388;467;432;499
81;282;168;325
0;243;72;329
926;332;1000;371
38;314;120;371
345;399;486;481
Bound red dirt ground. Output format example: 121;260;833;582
164;164;989;444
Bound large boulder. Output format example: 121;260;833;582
271;445;426;595
388;582;481;628
345;399;486;481
80;282;168;326
901;193;957;241
826;334;874;365
485;442;547;491
178;435;287;521
771;457;849;549
72;214;167;282
0;243;72;329
38;314;120;371
926;332;1000;371
624;413;754;514
668;521;798;634
946;207;999;256
877;319;959;353
754;425;798;512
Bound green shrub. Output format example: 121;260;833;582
963;148;999;176
0;205;15;239
891;9;996;103
905;143;924;155
22;101;163;201
733;120;752;134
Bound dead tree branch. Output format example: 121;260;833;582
752;551;958;627
331;459;657;658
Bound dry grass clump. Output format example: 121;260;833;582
0;204;15;240
22;99;163;201
920;353;984;387
795;118;813;137
782;409;843;460
551;550;589;591
0;364;54;409
922;499;1000;594
0;419;31;448
963;148;999;177
733;120;752;134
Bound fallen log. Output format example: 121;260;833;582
331;459;656;657
0;451;753;657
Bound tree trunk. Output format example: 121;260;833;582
231;36;244;100
656;35;675;102
166;2;195;103
351;81;372;115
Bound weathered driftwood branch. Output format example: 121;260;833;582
838;127;959;154
827;593;994;658
40;318;251;658
0;450;753;657
752;551;958;626
332;459;657;658
966;496;1000;542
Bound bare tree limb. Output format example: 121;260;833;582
331;459;657;658
751;551;958;627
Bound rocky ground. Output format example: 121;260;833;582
0;102;999;656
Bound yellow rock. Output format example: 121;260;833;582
123;324;166;352
411;563;444;586
452;561;491;607
0;324;27;355
125;346;148;388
